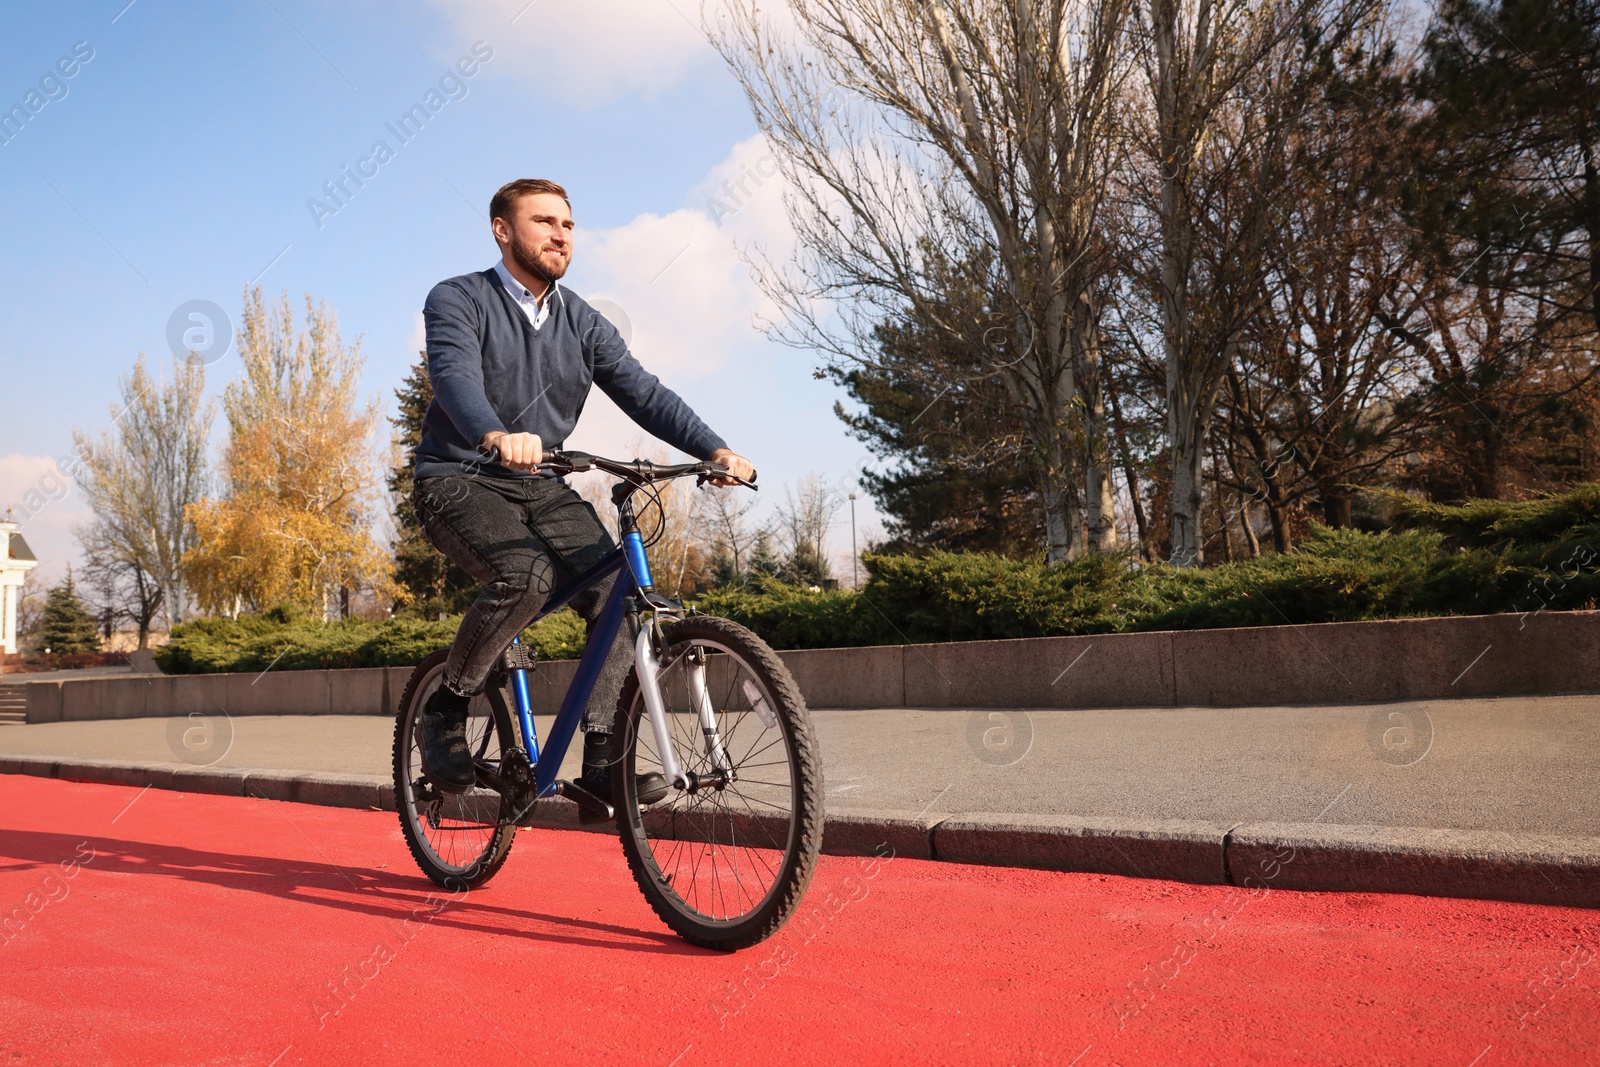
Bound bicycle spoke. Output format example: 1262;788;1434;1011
398;667;512;884
616;621;819;948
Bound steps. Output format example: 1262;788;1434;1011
0;686;27;725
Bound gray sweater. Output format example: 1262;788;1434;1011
415;267;728;480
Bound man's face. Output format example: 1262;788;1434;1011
493;192;573;285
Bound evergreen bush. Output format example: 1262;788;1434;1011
156;606;587;674
157;485;1600;669
39;570;101;656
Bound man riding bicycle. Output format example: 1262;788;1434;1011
411;177;754;820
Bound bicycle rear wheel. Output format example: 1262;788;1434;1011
393;650;517;890
614;616;824;951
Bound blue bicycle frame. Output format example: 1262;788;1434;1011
506;527;656;800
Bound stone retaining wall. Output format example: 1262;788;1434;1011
23;609;1599;723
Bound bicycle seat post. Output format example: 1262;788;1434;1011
504;637;539;766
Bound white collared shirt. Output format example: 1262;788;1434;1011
494;259;558;331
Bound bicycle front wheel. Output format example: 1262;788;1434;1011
614;616;824;951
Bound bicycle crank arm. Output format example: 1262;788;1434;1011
472;762;513;796
553;779;614;822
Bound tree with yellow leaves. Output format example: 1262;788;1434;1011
185;288;396;617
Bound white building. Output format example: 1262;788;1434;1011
1;517;38;655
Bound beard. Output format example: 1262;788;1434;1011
509;232;569;286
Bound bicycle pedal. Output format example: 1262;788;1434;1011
500;643;538;672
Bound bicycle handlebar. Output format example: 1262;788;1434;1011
533;450;758;491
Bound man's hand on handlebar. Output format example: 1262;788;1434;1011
480;430;543;471
708;448;755;488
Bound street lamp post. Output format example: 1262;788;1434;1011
849;492;858;589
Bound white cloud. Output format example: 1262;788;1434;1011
0;453;92;586
425;0;720;105
561;134;794;456
690;133;792;252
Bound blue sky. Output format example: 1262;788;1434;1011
0;0;882;585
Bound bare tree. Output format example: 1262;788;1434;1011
14;571;45;649
713;0;1135;561
1208;10;1425;548
775;472;845;584
73;354;213;631
1128;0;1378;563
79;518;164;649
706;487;763;582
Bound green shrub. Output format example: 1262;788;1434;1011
160;484;1600;667
692;577;874;650
856;549;1132;641
156;607;588;675
696;495;1600;650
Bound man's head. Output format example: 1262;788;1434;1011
490;178;573;287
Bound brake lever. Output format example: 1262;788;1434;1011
696;467;759;490
534;449;595;475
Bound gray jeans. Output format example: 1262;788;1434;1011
414;472;633;734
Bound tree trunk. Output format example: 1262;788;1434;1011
1215;487;1234;563
1027;374;1083;561
1153;0;1198;567
1106;371;1150;548
1169;421;1206;565
1040;478;1077;563
1267;502;1291;554
1449;398;1501;499
1239;498;1261;556
160;574;185;629
1084;456;1118;552
1320;483;1353;527
1079;325;1120;553
1082;371;1119;553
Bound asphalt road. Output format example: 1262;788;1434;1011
3;693;1598;834
1;775;1595;1065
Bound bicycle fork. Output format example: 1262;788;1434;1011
623;523;733;789
634;629;734;789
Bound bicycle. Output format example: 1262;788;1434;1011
392;450;824;951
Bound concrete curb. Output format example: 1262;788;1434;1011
1227;821;1600;910
0;756;393;812
5;758;1596;910
934;812;1232;885
25;608;1600;722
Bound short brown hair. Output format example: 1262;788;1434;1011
490;178;569;222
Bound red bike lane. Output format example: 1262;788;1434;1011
0;775;1594;1065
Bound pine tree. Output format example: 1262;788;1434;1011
826;250;1042;557
779;540;829;588
389;352;475;615
40;567;101;655
747;531;781;580
1414;0;1600;336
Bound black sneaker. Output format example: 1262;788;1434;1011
419;687;475;794
578;731;670;824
